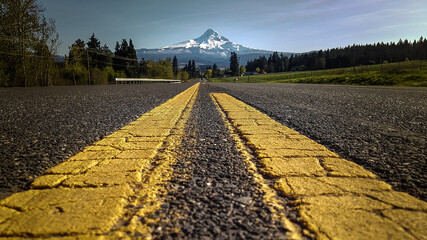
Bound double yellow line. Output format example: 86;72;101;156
0;84;425;239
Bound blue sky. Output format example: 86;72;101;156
39;0;427;56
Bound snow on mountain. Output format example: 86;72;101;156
136;29;292;67
165;29;229;50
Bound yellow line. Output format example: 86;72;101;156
210;94;303;240
0;83;200;238
210;93;427;240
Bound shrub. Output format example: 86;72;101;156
61;64;89;85
91;68;108;85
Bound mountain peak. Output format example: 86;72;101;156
194;28;229;43
137;28;291;67
204;28;217;36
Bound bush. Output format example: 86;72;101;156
104;67;117;83
178;71;189;81
91;68;108;85
61;64;89;85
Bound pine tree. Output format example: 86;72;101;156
98;44;113;69
112;39;139;77
230;52;239;76
127;39;139;77
86;33;101;69
87;33;101;49
113;41;125;73
187;60;192;77
191;60;196;78
172;56;178;78
128;39;137;59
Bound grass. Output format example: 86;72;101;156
210;60;427;87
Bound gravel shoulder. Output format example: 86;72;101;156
0;83;193;200
209;83;427;201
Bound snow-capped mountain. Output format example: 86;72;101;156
136;29;293;67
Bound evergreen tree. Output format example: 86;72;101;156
229;52;239;76
191;60;196;78
172;56;178;78
113;41;124;73
87;34;101;49
187;60;192;77
86;33;101;69
128;39;137;59
113;38;139;77
127;39;139;77
98;44;113;69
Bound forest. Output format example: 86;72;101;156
246;38;427;73
61;35;192;86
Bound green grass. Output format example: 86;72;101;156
211;60;427;87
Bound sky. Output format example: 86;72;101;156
39;0;427;56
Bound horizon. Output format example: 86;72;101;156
39;0;427;56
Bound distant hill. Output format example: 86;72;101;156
136;29;294;67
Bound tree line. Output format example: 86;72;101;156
0;0;193;87
246;38;427;73
64;34;192;85
204;52;246;78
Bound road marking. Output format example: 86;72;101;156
211;93;427;240
210;94;302;240
0;83;199;238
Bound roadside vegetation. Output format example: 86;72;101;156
211;34;427;87
211;60;427;87
0;0;194;87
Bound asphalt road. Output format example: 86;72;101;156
0;82;425;238
0;83;193;200
209;83;427;201
1;82;425;203
150;84;292;239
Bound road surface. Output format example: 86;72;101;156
0;82;425;239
